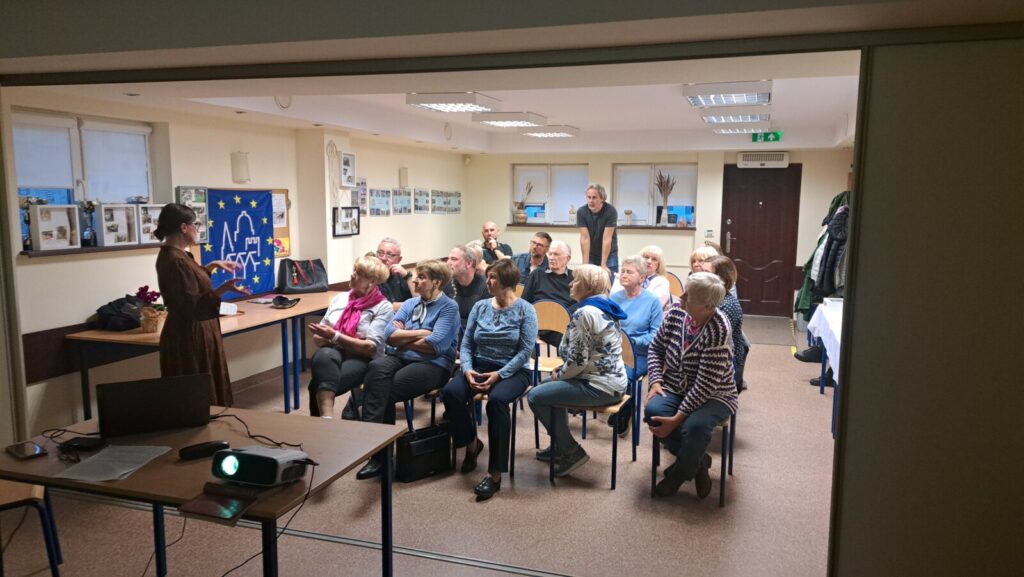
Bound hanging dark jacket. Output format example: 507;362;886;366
814;205;849;296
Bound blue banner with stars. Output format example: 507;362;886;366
204;189;275;299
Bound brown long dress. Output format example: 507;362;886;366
155;246;232;405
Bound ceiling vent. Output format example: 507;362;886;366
737;151;789;168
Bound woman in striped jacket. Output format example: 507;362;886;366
645;272;738;499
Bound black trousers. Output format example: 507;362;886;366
361;354;451;425
307;347;370;417
441;367;530;474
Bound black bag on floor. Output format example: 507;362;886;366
395;425;453;483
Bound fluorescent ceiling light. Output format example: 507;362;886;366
472;112;547;127
406;92;500;112
684;81;772;107
713;122;772;134
520;125;580;138
701;105;771;124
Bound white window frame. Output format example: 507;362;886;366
612;163;699;226
511;163;589;224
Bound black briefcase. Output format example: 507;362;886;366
395;425;453;483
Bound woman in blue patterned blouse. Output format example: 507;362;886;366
442;259;537;501
646;272;738;499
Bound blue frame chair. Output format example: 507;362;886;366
0;482;62;577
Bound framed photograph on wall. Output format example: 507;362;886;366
138;204;163;244
29;205;80;251
96;204;140;247
332;206;360;237
341;153;357;188
392;188;412;215
175;186;208;243
414;188;430;214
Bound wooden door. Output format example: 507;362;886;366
720;164;802;316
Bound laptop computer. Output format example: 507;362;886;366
96;374;213;438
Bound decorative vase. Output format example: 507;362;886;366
140;307;166;333
513;202;527;225
624;212;633;226
568;204;577;224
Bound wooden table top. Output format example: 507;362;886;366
66;291;342;346
0;407;405;521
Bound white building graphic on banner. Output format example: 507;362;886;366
220;211;260;277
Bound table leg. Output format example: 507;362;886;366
76;341;92;421
280;322;290;413
380;443;394;577
261;519;278;577
291;318;301;410
818;338;827;395
152;504;167;577
299;315;309;372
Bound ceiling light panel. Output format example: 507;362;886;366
472;112;547;127
684;81;772;107
406;92;500;113
712;121;772;134
520;125;579;138
701;105;771;124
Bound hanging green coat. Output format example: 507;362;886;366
795;190;849;320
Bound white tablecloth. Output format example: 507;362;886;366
807;300;843;383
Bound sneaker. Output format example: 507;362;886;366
553;446;590;477
535;446;553;462
694;454;713;499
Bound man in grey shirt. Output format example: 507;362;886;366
577;184;618;278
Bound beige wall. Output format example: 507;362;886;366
464;148;851;277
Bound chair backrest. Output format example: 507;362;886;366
666;271;685;299
619;331;636;371
514;284;524;297
533;300;572;333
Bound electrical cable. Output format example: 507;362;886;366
209;413;303;450
139;517;188;577
1;507;29;554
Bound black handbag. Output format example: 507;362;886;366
96;295;144;331
275;258;328;294
395;425;453;483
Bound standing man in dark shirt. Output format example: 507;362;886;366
577;184;618;279
521;240;576;346
375;237;414;311
443;244;489;333
511;232;551;285
481;221;513;265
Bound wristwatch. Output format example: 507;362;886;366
404;271;413;280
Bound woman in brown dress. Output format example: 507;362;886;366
154;203;249;406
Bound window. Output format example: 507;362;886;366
512;164;588;224
612;163;698;226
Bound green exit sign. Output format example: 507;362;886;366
752;131;783;142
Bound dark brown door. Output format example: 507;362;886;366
720;164;802;316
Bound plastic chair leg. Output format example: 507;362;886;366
510;400;518;479
650;436;660;496
719;423;729;508
548;419;557;484
729;413;736;476
403;400;414;433
611;413;619;490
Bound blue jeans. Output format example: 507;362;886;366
528;378;621;455
645;392;732;481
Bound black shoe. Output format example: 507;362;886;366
809;369;835;388
794;345;823;363
536;446;553;462
355;459;382;480
654;459;687;498
608;407;632;438
474;476;500;501
553;446;590;477
694;454;713;499
461;438;484;473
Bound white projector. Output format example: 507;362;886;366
211;445;309;487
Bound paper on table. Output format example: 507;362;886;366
54;445;170;482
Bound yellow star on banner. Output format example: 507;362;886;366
250;200;257;208
252;275;261;284
266;237;274;245
233;195;242;204
207;219;214;228
217;200;226;209
263;257;272;266
261;217;268;224
203;244;212;252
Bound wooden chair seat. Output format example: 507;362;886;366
548;394;632;489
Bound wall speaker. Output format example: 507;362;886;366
231;151;251;183
398;166;408;188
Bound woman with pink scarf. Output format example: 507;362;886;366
307;255;394;418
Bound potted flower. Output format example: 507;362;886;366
135;285;167;333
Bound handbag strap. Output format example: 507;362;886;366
293;261;311;284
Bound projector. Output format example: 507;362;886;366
211;445;309;487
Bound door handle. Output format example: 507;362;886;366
726;231;735;253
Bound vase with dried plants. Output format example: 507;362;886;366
513;181;533;224
655;170;676;227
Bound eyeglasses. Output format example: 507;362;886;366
376;250;400;259
530;240;550;248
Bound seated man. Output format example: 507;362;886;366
511;232;552;285
521;240;576;346
444;244;489;336
375;237;414;311
480;221;513;265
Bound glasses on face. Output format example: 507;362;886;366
530;240;550;249
377;250;399;259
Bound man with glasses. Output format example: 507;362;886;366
511;232;552;285
375;237;414;311
481;221;513;265
578;184;618;280
521;240;576;346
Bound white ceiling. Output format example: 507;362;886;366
17;51;861;154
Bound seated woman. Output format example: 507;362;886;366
609;255;663;435
689;245;719;276
698;255;749;393
645;272;738;499
355;260;460;480
528;265;628;477
441;259;537;501
307;255;394;418
640;245;674;311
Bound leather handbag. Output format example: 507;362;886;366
395;425;454;483
275;258;328;294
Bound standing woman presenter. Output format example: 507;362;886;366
154;203;249;406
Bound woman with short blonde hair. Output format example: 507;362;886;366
689;245;719;273
639;245;673;311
